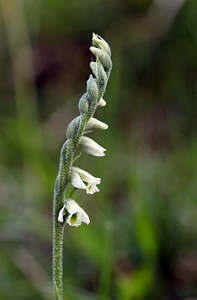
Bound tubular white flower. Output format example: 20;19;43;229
71;167;101;194
86;117;108;131
79;136;106;157
98;98;106;107
58;199;90;226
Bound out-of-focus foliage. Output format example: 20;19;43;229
0;0;197;299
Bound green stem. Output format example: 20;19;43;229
52;214;64;299
52;176;66;299
52;160;71;298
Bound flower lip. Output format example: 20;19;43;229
58;199;90;226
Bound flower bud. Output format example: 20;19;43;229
90;47;112;75
96;63;107;96
92;33;111;56
78;93;89;115
86;75;98;107
66;116;81;139
98;98;106;107
86;117;108;130
79;136;106;157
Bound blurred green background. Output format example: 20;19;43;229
0;0;197;299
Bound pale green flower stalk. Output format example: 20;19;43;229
52;33;112;299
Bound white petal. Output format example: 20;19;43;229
71;172;86;190
72;167;101;184
86;118;108;130
98;98;106;107
79;208;90;225
79;136;106;157
90;46;103;59
66;199;81;214
58;206;65;223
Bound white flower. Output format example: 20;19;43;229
71;167;101;194
98;98;106;107
79;136;106;157
86;117;108;131
58;199;90;227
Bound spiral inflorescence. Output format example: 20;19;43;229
54;33;112;208
52;33;112;300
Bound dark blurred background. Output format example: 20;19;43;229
0;0;197;299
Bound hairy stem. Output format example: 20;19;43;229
52;213;64;299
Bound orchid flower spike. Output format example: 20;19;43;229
71;167;101;194
58;199;90;226
52;34;112;299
